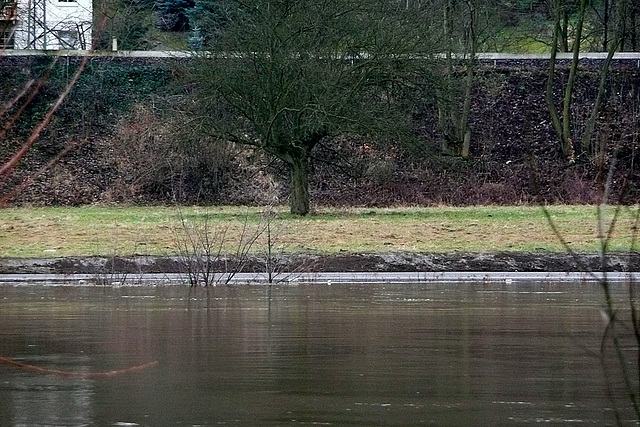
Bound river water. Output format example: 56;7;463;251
0;281;636;426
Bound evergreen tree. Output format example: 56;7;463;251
155;0;195;31
187;0;242;48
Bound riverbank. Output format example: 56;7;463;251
2;205;640;275
2;251;640;275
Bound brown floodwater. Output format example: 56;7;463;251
0;281;636;426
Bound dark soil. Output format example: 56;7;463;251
2;252;640;274
1;57;640;207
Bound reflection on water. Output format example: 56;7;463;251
0;282;634;425
10;354;94;426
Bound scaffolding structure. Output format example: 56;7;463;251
24;0;47;49
4;0;92;50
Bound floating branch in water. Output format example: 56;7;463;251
0;357;158;378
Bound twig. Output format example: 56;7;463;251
0;356;158;379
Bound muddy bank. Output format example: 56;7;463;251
2;252;639;275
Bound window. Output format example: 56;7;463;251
56;30;79;48
0;30;14;49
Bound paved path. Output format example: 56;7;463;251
1;271;639;285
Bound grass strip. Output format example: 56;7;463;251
0;205;637;258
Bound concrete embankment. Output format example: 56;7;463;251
1;252;639;284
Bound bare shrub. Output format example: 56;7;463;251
104;104;235;203
561;169;596;204
365;158;397;185
471;182;520;204
93;228;148;286
257;206;310;284
172;206;265;286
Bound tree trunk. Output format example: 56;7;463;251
547;0;585;163
560;8;570;52
631;1;638;51
289;156;310;216
546;1;563;146
438;0;458;153
603;0;610;51
560;0;585;161
459;0;476;159
438;0;476;158
581;35;618;154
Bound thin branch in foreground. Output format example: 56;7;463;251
0;356;158;379
0;54;90;178
0;60;58;146
0;138;84;206
0;13;108;198
539;205;596;277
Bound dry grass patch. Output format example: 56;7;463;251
0;205;637;257
280;206;629;253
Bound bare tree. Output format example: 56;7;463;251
185;0;434;215
545;0;628;162
545;0;586;162
436;0;505;158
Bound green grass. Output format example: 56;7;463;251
0;205;638;258
145;28;190;50
489;26;551;53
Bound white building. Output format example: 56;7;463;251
1;0;92;50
